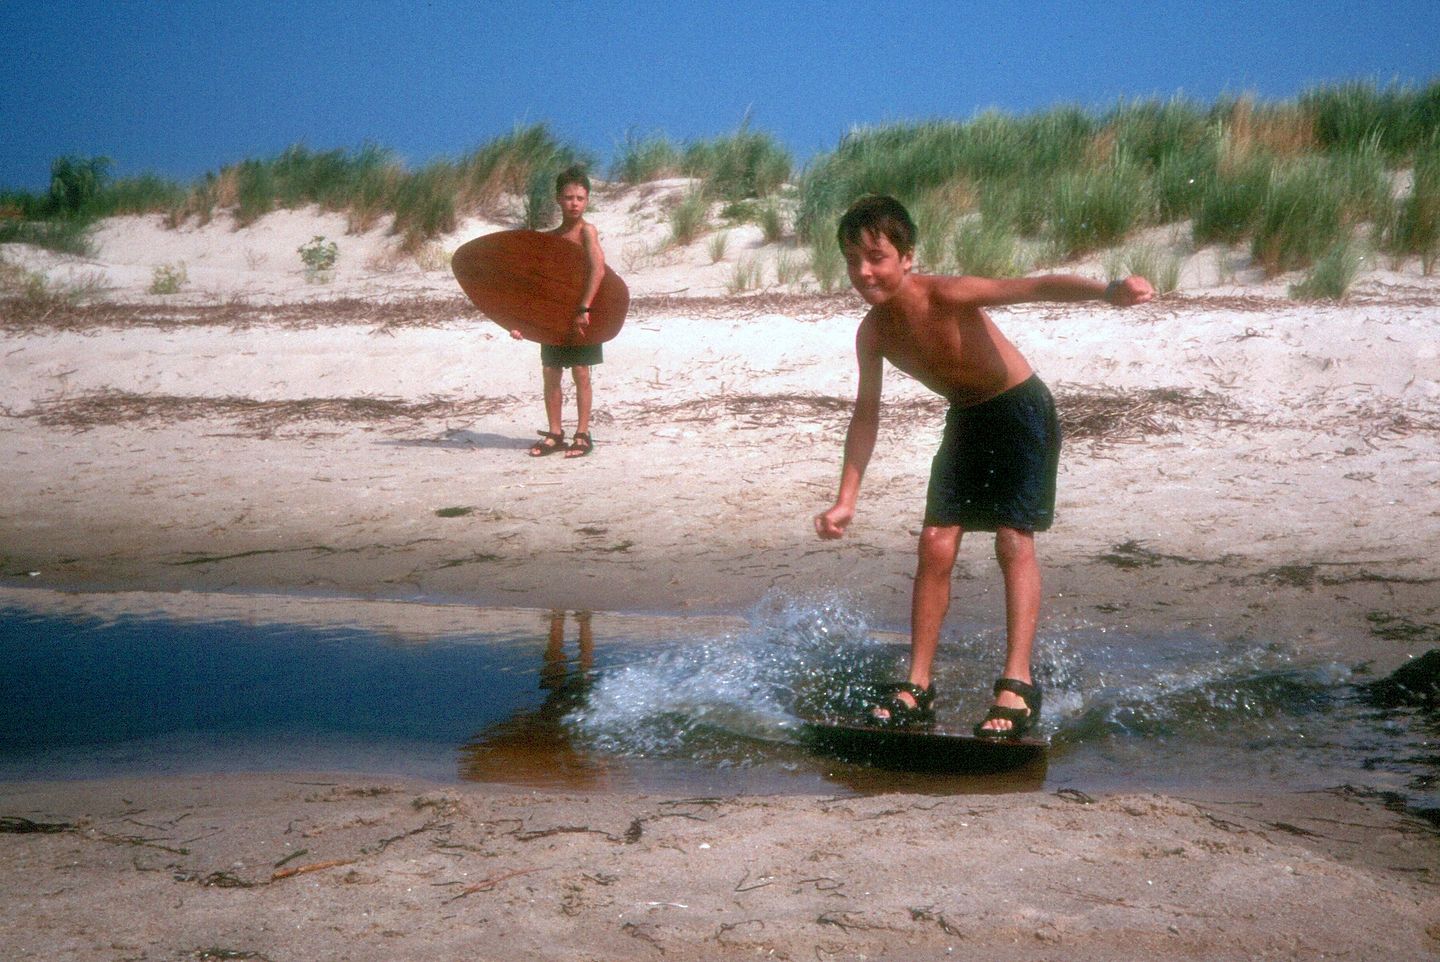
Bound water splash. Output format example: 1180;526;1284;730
566;590;897;759
567;593;1359;766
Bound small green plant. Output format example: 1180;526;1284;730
758;202;785;243
612;130;683;183
1383;139;1440;274
774;248;806;286
1048;158;1152;258
952;219;1028;277
726;255;763;293
1289;239;1364;300
522;168;556;229
1103;243;1182;294
707;231;730;263
1251;159;1350;276
148;262;188;295
298;235;339;281
434;506;474;518
0;216;95;256
682;120;792;201
1;258;105;306
808;236;846;292
669;187;709;246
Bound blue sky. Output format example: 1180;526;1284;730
2;0;1437;192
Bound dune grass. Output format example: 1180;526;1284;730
681;122;792;202
952;218;1030;277
1104;243;1183;294
791;80;1437;295
3;79;1438;293
1383;136;1440;274
669;187;711;246
1290;239;1365;300
612;130;685;184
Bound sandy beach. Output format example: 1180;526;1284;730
3;183;1438;958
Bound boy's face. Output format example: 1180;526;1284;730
843;228;913;305
556;183;589;220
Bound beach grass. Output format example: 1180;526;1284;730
1048;156;1154;257
1289;238;1365;299
669;187;711;246
4;79;1438;267
706;230;730;263
726;255;763;293
1383;138;1440;273
807;235;846;292
1250;157;1358;276
952;218;1029;277
612;130;684;184
682;123;792;202
1105;242;1183;293
774;248;806;286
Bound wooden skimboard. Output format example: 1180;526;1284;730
452;229;628;346
802;718;1047;773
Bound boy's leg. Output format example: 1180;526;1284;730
541;365;564;434
979;526;1041;732
887;524;963;713
571;364;592;436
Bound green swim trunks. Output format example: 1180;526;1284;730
924;374;1061;532
540;342;603;368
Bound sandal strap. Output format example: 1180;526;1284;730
537;430;564;440
866;681;937;727
980;705;1031;724
993;677;1041;710
880;681;934;709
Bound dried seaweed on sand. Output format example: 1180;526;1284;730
25;389;515;438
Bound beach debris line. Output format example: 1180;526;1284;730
25;388;516;435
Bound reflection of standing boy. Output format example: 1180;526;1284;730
518;165;606;458
815;195;1154;737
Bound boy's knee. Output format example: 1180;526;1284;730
916;525;961;571
994;528;1036;566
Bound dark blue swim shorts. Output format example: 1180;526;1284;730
924;374;1061;532
540;342;603;368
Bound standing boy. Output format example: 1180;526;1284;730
814;195;1154;736
520;165;606;458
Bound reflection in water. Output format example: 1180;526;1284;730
458;610;613;788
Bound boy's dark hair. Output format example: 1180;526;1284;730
555;164;591;194
837;195;916;255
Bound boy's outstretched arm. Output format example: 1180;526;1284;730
815;324;883;540
946;273;1155;307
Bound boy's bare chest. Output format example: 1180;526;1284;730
874;312;1016;401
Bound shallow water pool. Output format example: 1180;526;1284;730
0;590;1434;818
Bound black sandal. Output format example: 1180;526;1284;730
565;431;593;458
529;430;565;457
974;677;1042;739
864;682;936;728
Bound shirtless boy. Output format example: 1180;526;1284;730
520;165;607;459
815;195;1154;736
